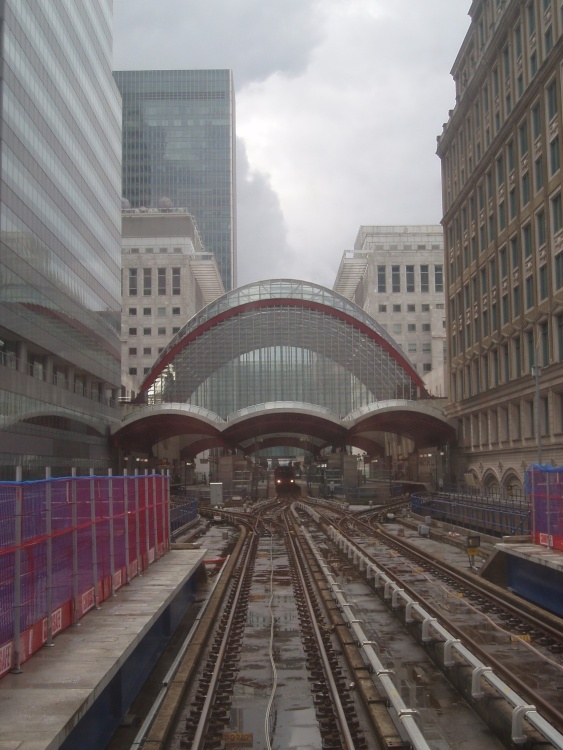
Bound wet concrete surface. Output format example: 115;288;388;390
117;513;558;749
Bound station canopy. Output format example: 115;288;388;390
115;280;454;455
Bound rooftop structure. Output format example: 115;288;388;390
0;0;122;479
114;69;237;291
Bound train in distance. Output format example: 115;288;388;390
274;465;300;496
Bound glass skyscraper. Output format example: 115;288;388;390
114;70;237;291
0;1;122;479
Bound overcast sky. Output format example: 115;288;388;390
113;1;471;289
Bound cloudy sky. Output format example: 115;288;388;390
113;1;471;289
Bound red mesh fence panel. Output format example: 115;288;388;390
0;474;170;677
526;465;563;551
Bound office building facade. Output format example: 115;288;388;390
0;1;122;479
334;226;447;396
437;0;563;488
114;70;237;291
121;208;225;397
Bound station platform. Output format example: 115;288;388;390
0;547;206;750
480;540;563;617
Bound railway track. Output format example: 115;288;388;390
123;497;563;750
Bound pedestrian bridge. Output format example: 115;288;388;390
112;280;455;460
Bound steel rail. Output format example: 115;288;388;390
283;510;358;750
190;531;259;749
323;517;563;748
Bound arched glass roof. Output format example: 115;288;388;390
140;279;426;418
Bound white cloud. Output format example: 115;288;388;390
113;0;470;289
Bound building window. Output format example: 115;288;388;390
535;280;548;326
128;347;137;355
422;323;431;332
521;172;530;206
535;156;544;192
172;307;181;315
157;307;166;316
128;327;137;335
378;304;387;313
423;363;432;372
129;367;137;375
555;252;563;288
499;201;506;231
540;321;549;365
525;275;535;309
408;343;417;352
392;265;400;293
420;265;430;292
377;265;386;292
392;304;401;313
407;304;416;312
509;188;516;219
421;303;430;312
544;24;553;53
552;192;563;235
422;342;431;351
172;327;180;334
143;307;151;316
408;324;416;332
143;347;151;355
128;307;137;316
523;223;532;257
128;268;138;296
557;315;563;360
143;268;152;295
406;265;415;292
158;268;166;295
143;327;151;335
172;267;181;295
537;209;547;247
434;265;443;292
158;327;166;335
547;79;558;121
519;120;529;157
550;137;560;175
532;102;541;140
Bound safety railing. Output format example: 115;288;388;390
0;472;170;679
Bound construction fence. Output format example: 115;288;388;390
525;464;563;551
0;472;170;678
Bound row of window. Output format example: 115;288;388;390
377;303;445;313
376;265;444;293
459;393;561;448
126;267;182;296
128;326;180;337
446;0;562;206
447;155;562;286
127;306;182;316
128;247;184;254
451;314;563;399
450;196;563;349
385;323;434;334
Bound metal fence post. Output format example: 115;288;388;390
89;468;100;609
134;469;141;575
108;468;115;595
46;467;54;646
144;469;150;563
152;471;159;559
71;468;79;625
162;471;168;553
124;469;130;584
12;466;23;673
